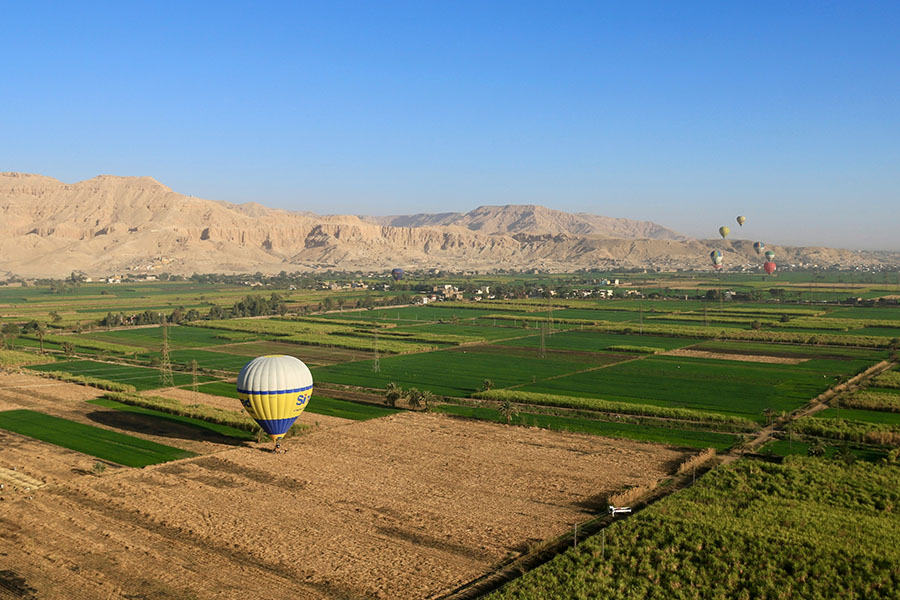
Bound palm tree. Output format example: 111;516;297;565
482;379;494;392
384;382;403;408
419;390;436;411
498;399;518;425
35;322;48;354
407;388;423;410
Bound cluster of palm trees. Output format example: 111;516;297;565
384;382;436;410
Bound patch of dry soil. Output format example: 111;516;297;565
0;411;685;599
665;348;809;364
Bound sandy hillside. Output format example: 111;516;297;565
2;171;894;278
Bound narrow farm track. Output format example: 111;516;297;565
721;358;897;463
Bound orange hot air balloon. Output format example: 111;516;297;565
763;261;776;275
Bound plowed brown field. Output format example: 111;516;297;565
0;374;685;600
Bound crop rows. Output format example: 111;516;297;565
489;458;900;599
473;389;756;429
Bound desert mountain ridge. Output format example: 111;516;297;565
0;172;896;278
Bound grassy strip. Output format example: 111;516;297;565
360;329;485;345
845;391;900;412
286;316;397;328
647;314;779;325
88;397;256;440
37;371;137;392
34;334;145;355
302;394;402;420
792;416;900;446
432;404;738;450
605;345;662;354
0;409;195;467
27;360;215;391
473;389;756;429
873;371;900;389
585;321;894;348
0;349;53;367
282;332;434;354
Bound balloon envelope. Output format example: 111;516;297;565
237;355;313;442
765;250;775;261
753;241;765;255
718;226;730;239
709;249;723;266
736;216;746;226
764;261;777;275
390;268;404;281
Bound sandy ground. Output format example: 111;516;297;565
0;402;684;599
665;348;809;364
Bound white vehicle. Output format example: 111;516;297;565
609;505;632;516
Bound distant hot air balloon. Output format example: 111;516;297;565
710;250;724;268
764;261;777;275
718;226;730;239
736;216;747;227
237;355;313;449
753;241;765;255
391;268;404;281
765;250;775;261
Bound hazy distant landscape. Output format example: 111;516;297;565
2;172;898;279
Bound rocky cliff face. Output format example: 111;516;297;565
0;172;895;277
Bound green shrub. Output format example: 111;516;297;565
472;389;756;429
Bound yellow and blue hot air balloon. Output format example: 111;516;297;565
736;215;747;227
237;355;312;446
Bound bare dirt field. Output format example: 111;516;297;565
665;348;809;364
0;409;685;600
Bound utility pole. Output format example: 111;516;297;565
540;323;546;358
159;323;174;388
191;359;199;402
372;328;380;373
639;300;643;335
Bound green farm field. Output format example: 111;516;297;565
688;340;888;361
519;353;876;420
26;360;216;391
0;409;196;466
499;330;697;353
75;325;253;349
138;349;253;372
209;340;372;365
312;344;629;397
817;407;900;426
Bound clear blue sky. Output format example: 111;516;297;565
3;1;898;250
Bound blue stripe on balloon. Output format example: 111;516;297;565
255;417;299;436
237;384;313;395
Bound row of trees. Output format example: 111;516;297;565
384;383;436;410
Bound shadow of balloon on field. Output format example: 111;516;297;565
84;409;250;446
